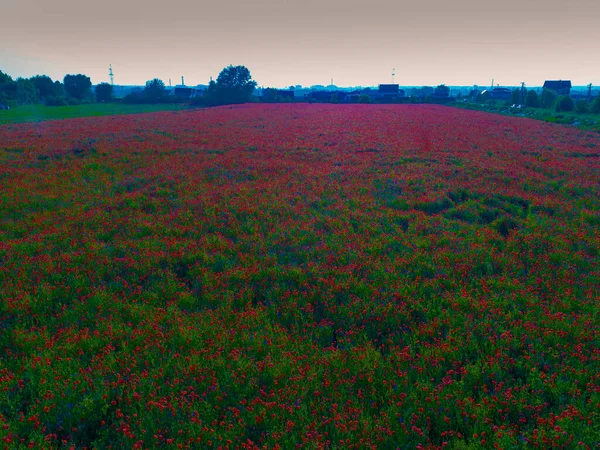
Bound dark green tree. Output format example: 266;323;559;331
434;84;450;97
540;88;557;109
30;75;59;99
95;83;113;102
63;74;92;100
144;78;166;102
16;78;38;104
525;90;539;108
591;95;600;114
208;65;257;105
0;70;13;83
555;96;574;112
510;89;520;105
575;99;589;114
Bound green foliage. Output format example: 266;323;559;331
525;90;540;108
204;65;257;105
510;88;520;105
15;78;39;104
261;88;292;103
575;99;589;114
63;74;92;101
0;70;13;83
590;96;600;114
359;94;371;104
143;78;166;102
30;75;63;101
0;72;40;105
434;84;450;97
555;95;574;112
44;96;68;107
95;83;113;103
540;88;557;109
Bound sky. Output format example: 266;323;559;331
1;0;599;88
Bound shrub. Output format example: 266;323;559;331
67;97;83;106
590;96;600;114
359;94;371;104
525;90;540;108
575;99;589;114
44;96;68;107
541;89;556;109
555;96;574;112
95;83;113;103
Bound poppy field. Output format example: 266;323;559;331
0;104;599;449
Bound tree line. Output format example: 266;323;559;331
483;87;600;114
0;71;98;107
0;65;257;108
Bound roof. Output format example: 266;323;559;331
543;80;572;90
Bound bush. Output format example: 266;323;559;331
44;96;68;107
590;97;600;114
575;99;589;114
67;97;82;106
555;96;574;112
541;89;557;109
95;83;113;103
359;94;371;104
525;90;540;108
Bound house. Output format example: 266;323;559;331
543;80;571;96
481;87;512;100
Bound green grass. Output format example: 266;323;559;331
0;103;189;125
453;100;600;132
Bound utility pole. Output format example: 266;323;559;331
109;64;114;86
520;82;526;106
588;83;593;99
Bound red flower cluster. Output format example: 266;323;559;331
0;104;598;448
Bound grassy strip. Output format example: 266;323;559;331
452;100;600;132
0;103;189;125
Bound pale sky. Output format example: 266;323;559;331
1;0;598;88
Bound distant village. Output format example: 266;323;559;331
113;79;597;104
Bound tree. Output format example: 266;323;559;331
95;83;113;102
208;65;257;105
30;75;59;100
575;99;589;114
15;78;38;104
591;96;600;114
144;78;166;102
64;74;92;100
525;90;540;108
434;84;450;97
540;88;557;109
555;96;574;112
0;70;13;84
510;89;520;105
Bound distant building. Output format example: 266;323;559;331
171;85;204;98
543;80;572;95
173;86;194;97
481;87;512;100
